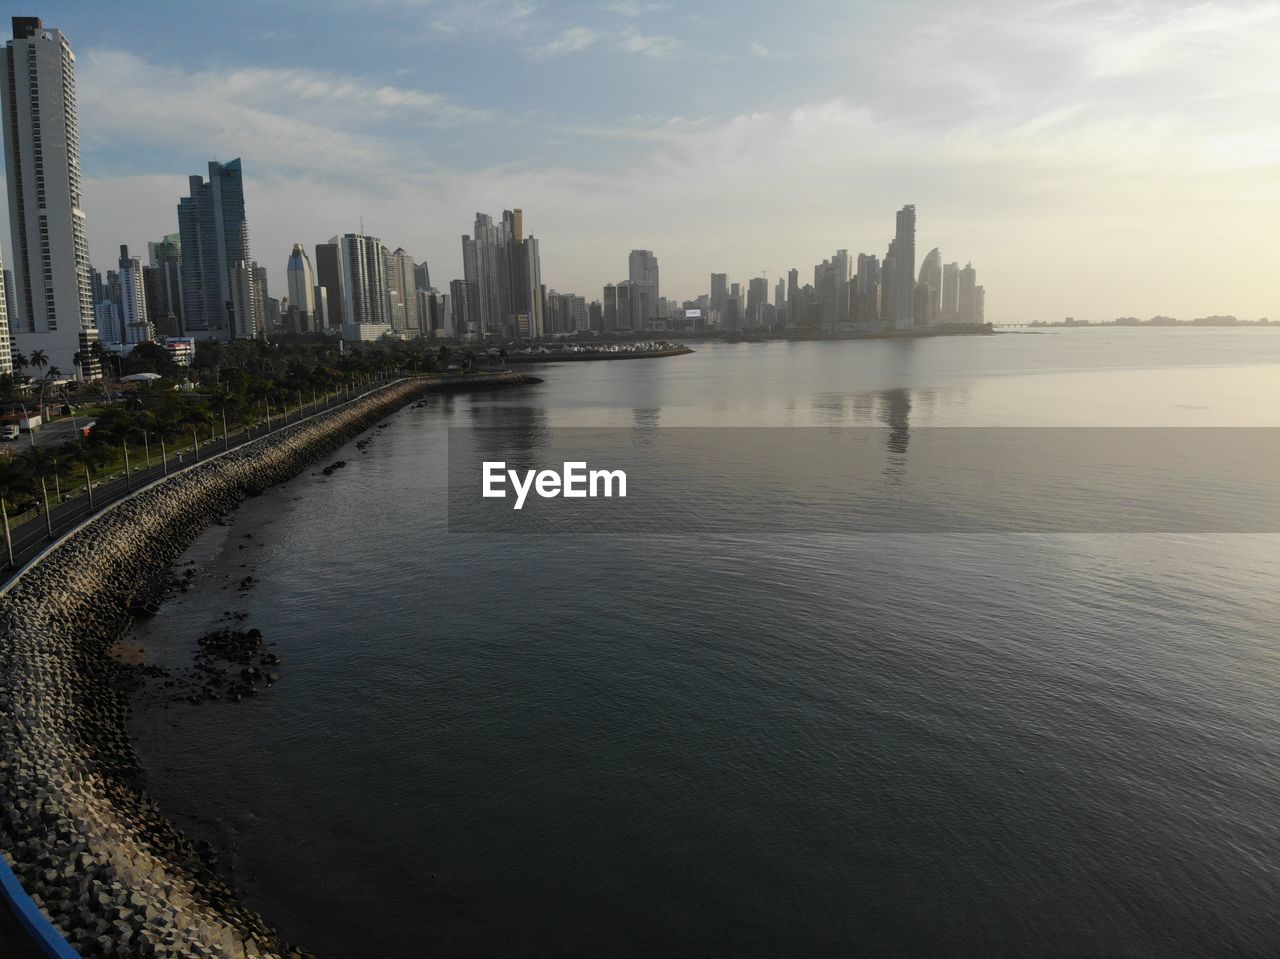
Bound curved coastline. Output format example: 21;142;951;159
0;372;529;958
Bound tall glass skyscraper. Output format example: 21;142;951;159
178;158;251;340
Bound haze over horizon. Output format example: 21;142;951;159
1;0;1276;323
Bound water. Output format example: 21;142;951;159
132;329;1280;957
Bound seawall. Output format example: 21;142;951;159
0;373;526;957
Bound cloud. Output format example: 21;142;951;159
619;31;682;59
532;26;600;61
750;42;792;60
605;0;668;17
428;0;538;37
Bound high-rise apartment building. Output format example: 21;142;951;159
888;205;916;330
0;262;13;376
178;158;250;340
710;273;727;313
385;246;419;334
854;254;880;325
941;261;959;323
628;250;659;322
148;233;183;333
1;16;98;377
338;233;390;340
117;245;153;344
958;262;978;324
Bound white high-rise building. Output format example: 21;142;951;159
117;245;153;344
0;261;13;375
1;17;98;378
338;234;391;341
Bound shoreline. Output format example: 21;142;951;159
504;346;693;363
0;371;533;958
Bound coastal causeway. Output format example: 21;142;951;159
0;372;528;958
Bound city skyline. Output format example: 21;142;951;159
0;2;1276;322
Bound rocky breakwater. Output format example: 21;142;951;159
0;378;444;958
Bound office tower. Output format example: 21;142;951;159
616;282;634;331
385;246;419;334
603;283;618;332
148;234;183;333
462;213;504;336
414;261;430;292
854;254;880;325
314;241;344;331
0;263;12;376
286;243;317;329
915;248;941;326
888;205;916;330
774;278;785;310
881;241;897;327
958;262;978;324
338;233;389;340
178;158;250;340
815;259;837;331
1;16;98;377
747;276;768;324
975;286;986;324
311;286;329;331
731;282;741;303
832;249;851;324
629;250;660;322
786;268;800;327
941;261;959;323
449;279;471;337
710;273;727;312
117;245;153;344
521;235;544;338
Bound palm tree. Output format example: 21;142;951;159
28;349;50;416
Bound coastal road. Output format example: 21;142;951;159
0;379;388;584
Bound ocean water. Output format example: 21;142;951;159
132;329;1280;957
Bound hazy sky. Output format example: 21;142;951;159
2;0;1277;322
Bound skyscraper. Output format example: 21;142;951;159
286;243;316;329
958;262;978;324
314;241;345;332
338;233;390;340
178;159;250;340
710;273;727;313
117;245;152;344
915;247;941;326
1;16;98;377
854;254;880;325
629;250;660;322
148;233;183;333
0;263;13;376
888;205;916;331
385;246;419;334
941;261;960;323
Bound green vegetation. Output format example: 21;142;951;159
0;335;502;564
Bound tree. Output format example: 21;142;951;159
0;455;32;567
23;447;63;537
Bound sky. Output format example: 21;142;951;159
1;0;1277;323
